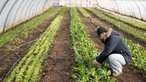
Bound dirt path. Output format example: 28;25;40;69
0;12;58;81
78;9;146;82
40;8;75;82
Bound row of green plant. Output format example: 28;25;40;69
78;8;90;18
0;7;61;47
124;38;146;73
96;8;146;31
87;8;146;43
70;8;115;82
4;8;66;82
84;8;146;73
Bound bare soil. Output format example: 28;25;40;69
0;12;57;81
40;8;75;82
78;8;146;82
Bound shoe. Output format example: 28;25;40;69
112;72;122;77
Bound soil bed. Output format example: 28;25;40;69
40;8;75;82
78;8;146;82
0;13;57;81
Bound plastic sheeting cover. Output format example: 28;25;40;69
0;0;53;33
97;0;146;21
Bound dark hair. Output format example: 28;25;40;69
97;27;107;36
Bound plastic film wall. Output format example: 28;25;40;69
96;0;146;21
0;0;54;33
54;0;98;7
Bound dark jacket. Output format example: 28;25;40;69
96;31;132;64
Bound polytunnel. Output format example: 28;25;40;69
0;0;54;33
0;0;146;82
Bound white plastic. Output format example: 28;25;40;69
5;0;24;31
13;0;29;27
0;0;8;13
55;0;97;7
0;0;52;33
97;0;146;21
0;0;17;32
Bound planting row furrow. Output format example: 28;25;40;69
4;7;66;82
70;8;115;82
0;7;61;47
87;8;146;43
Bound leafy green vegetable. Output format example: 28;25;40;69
5;7;66;82
70;8;115;82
